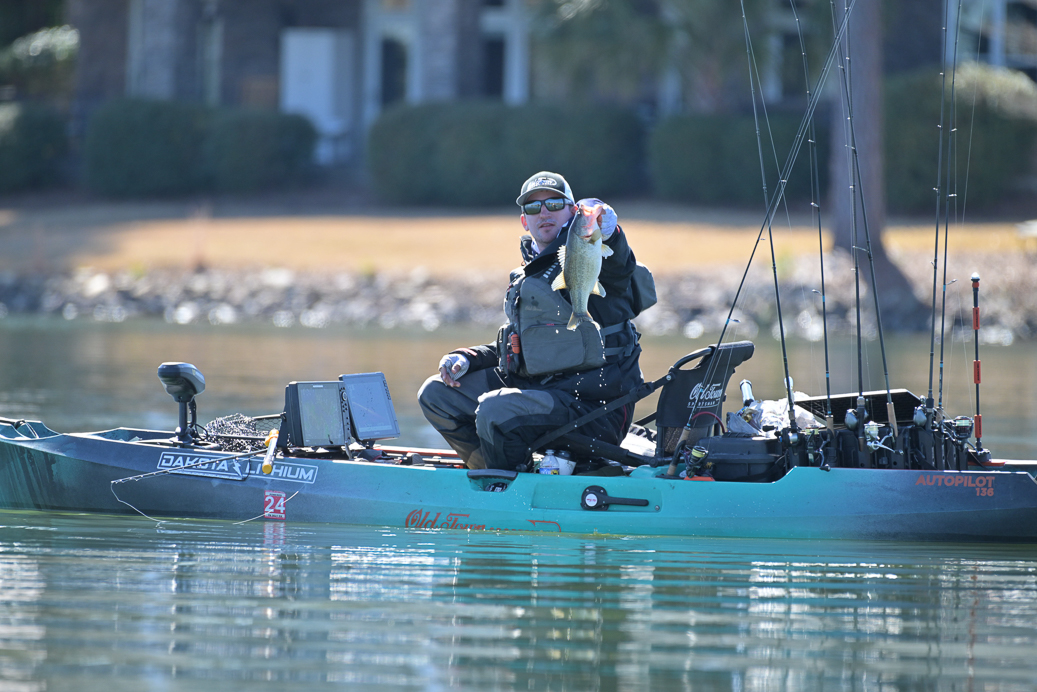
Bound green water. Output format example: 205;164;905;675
0;319;1036;689
0;318;1033;458
1;510;1036;690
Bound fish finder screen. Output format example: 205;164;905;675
293;382;349;447
340;373;400;441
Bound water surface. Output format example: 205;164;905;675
2;510;1037;690
1;320;1036;690
0;318;1033;458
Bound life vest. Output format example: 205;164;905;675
499;262;636;378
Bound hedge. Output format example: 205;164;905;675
885;64;1037;212
83;99;317;197
83;99;210;196
648;112;828;206
367;101;643;205
205;109;316;192
0;102;67;192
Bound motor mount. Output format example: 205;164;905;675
157;362;205;445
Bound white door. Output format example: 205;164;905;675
280;28;355;164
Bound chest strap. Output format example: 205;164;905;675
601;322;638;359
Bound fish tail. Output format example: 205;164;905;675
567;312;598;331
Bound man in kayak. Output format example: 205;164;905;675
418;171;653;471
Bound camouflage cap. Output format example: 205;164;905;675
516;171;574;206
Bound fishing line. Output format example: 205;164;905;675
927;0;957;420
680;0;856;441
827;0;902;436
938;0;967;411
700;0;856;393
740;0;799;431
788;0;835;424
233;490;300;525
110;448;263;522
851;119;898;435
111;448;262;485
828;0;868;428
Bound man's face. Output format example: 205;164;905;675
520;190;574;248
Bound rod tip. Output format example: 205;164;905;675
971;272;980;282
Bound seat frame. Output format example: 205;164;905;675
525;340;756;468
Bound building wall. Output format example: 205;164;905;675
68;0;129;126
69;0;524;162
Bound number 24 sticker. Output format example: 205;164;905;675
264;490;286;520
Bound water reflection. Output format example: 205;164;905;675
1;511;1036;689
3;321;1036;688
0;318;1035;459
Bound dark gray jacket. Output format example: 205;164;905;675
451;216;644;405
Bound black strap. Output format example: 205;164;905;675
525;374;669;461
602;321;638;358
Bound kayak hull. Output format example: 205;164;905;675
2;423;1036;542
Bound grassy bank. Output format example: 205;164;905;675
0;196;1032;277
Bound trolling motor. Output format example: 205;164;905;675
157;362;206;446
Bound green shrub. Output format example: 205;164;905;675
205;109;317;192
83;99;210;197
0;102;67;191
648;112;828;206
83;100;317;197
368;101;643;205
886;64;1037;212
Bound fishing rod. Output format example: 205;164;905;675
686;0;857;411
834;11;900;441
926;0;955;428
936;0;966;413
674;0;859;459
740;0;798;435
789;0;836;430
670;0;860;466
828;0;881;445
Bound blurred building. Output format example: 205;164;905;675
66;0;1037;166
68;0;528;164
956;0;1037;81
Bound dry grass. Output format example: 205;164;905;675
0;197;1031;277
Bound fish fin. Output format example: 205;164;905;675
551;272;567;291
590;281;606;298
557;245;567;265
600;244;614;258
566;312;600;331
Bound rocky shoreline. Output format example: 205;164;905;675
0;249;1032;343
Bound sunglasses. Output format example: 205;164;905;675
522;198;570;215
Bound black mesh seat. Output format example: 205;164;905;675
642;340;755;457
525;340;755;467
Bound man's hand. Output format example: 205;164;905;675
439;353;469;387
577;198;618;239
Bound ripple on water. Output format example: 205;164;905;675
0;512;1036;689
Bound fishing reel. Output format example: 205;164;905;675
949;416;974;442
672;441;711;479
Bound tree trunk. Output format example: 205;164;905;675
827;0;927;330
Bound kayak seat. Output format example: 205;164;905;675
525;340;755;467
641;340;755;458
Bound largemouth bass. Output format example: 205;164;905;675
550;201;614;330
